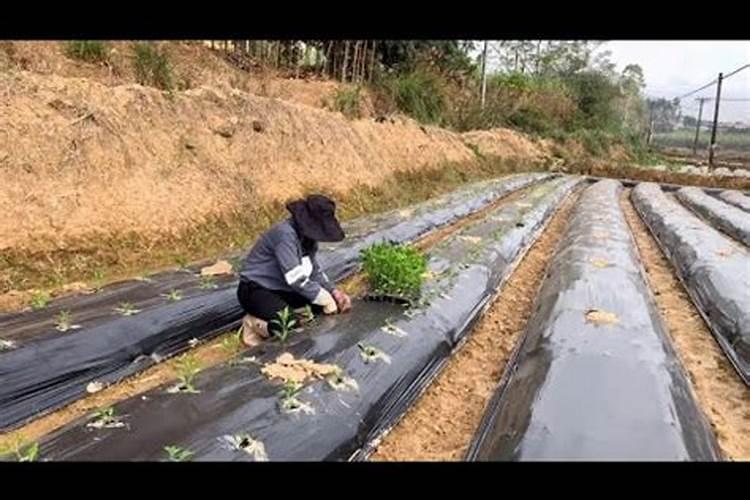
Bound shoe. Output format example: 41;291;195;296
240;314;270;347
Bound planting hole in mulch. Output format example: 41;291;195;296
222;434;268;461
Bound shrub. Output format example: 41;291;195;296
380;69;447;125
65;41;109;63
132;42;173;90
331;86;363;119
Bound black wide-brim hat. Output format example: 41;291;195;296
286;194;345;243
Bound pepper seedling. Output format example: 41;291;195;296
30;291;50;310
298;305;315;325
278;381;314;415
86;406;126;429
357;343;391;364
1;436;39;462
161;288;183;302
164;445;195;462
198;275;218;290
167;355;202;394
270;306;297;346
55;309;81;332
381;318;408;338
221;329;243;354
114;301;141;316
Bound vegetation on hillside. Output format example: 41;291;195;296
205;40;653;160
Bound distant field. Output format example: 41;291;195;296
653;128;750;153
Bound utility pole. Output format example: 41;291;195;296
480;40;488;109
708;72;723;169
692;97;708;156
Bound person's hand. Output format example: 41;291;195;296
332;289;352;313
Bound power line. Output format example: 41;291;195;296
690;97;750;102
676;62;750;100
677;78;718;100
723;63;750;80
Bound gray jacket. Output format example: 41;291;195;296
239;219;335;305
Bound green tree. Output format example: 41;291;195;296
648;98;681;133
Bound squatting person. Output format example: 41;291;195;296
236;194;352;346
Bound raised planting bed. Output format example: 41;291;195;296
632;183;750;385
0;173;552;431
717;189;750;213
676;187;750;247
466;180;721;461
28;177;581;461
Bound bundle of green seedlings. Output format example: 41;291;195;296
361;242;428;302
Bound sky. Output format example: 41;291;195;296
600;41;749;122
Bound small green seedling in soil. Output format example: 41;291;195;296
278;381;314;415
175;254;190;270
381;318;408;338
92;268;106;291
168;355;202;394
55;309;81;332
86;406;126;429
161;288;183;302
270;306;297;345
298;305;315;325
222;434;268;461
114;301;141;316
221;329;243;354
280;380;303;400
164;445;195;462
361;242;427;300
357;343;391;365
198;275;218;290
1;436;39;462
30;291;50;310
326;370;360;392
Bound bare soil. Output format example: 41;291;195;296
369;187;581;461
621;191;750;461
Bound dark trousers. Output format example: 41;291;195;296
237;280;322;334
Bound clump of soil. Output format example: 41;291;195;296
585;309;620;326
261;353;340;385
200;260;233;276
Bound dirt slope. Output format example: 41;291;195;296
0;41;355;112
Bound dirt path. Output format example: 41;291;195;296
0;181;544;449
369;187;581;461
621;190;750;461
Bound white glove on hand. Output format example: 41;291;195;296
314;289;339;315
